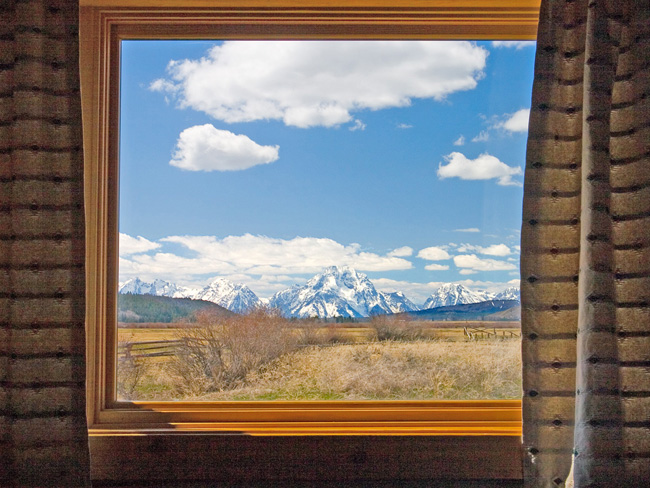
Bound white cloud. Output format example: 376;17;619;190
219;273;308;298
493;108;530;133
453;135;465;146
349;119;366;131
453;254;517;272
437;152;523;186
424;263;450;271
169;124;279;172
119;234;413;290
417;246;451;261
388;246;414;257
456;243;512;256
373;278;446;304
397;123;413;129
374;277;516;304
151;41;488;128
492;41;536;50
471;130;489;142
459;269;478;275
149;78;177;93
453;228;480;233
119;233;161;255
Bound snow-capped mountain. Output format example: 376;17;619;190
119;273;519;318
118;277;195;298
192;277;262;314
494;286;520;302
118;277;260;313
379;291;420;313
269;265;414;318
421;283;491;310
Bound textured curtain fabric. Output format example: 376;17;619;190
0;0;91;486
522;0;650;486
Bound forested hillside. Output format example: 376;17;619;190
118;294;233;323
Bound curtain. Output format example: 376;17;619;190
522;0;650;486
0;0;91;486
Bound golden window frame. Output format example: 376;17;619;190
80;0;539;438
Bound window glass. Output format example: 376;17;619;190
117;40;535;401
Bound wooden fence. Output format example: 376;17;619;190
463;326;520;340
119;340;183;359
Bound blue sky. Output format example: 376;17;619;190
118;40;536;303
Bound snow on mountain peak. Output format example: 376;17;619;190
422;283;490;309
269;266;415;318
119;272;519;318
118;276;260;313
494;286;521;301
193;277;261;314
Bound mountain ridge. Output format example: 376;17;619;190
119;267;520;318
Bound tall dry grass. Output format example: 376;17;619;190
117;311;522;401
194;339;521;401
165;307;298;396
368;314;428;341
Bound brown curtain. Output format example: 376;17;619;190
522;0;650;486
0;0;91;486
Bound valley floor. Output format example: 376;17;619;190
118;336;521;401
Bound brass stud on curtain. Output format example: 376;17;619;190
522;0;650;486
0;0;91;486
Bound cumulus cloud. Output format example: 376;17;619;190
388;246;414;257
373;277;516;304
493;108;530;133
349;119;367;131
119;233;161;255
218;273;308;298
169;124;279;171
437;152;523;186
151;41;488;128
492;41;536;50
397;123;413;129
456;243;512;256
119;233;413;289
453;135;465;146
453;228;480;233
453;254;517;272
459;269;478;275
417;246;451;261
424;263;450;271
472;130;489;143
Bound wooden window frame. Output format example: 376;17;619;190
80;0;539;482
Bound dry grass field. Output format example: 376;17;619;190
117;314;521;401
195;340;522;401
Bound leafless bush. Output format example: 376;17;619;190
117;342;148;400
295;325;330;346
166;307;298;396
196;339;522;401
369;315;427;342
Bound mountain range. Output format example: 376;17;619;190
119;265;519;319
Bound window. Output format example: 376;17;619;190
80;0;539;481
116;38;532;403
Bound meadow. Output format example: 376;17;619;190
117;311;521;401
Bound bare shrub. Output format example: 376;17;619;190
369;315;426;342
294;324;330;346
117;340;148;400
166;307;298;396
196;339;521;401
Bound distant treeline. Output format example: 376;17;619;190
118;293;232;323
